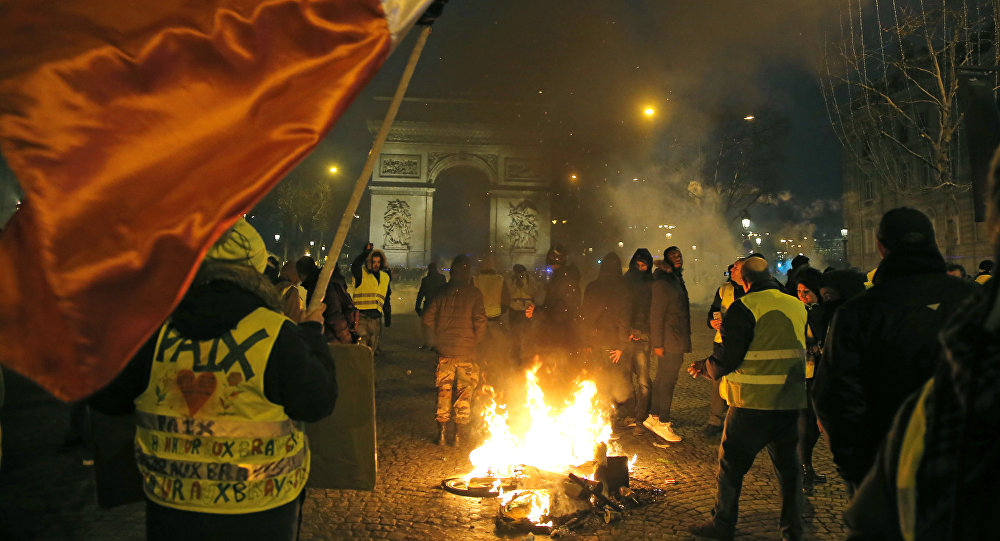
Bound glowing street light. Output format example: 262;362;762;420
755;237;762;246
744;115;755;121
328;166;339;174
741;217;751;229
643;106;655;117
274;234;281;241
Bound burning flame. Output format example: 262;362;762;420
466;364;615;481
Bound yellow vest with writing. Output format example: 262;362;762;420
476;273;505;318
134;307;309;514
713;282;737;344
722;289;808;410
353;271;389;314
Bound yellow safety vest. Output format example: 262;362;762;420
975;274;992;285
134;307;309;514
475;273;505;318
721;289;808;410
353;271;389;313
510;280;534;311
897;379;933;541
713;282;737;344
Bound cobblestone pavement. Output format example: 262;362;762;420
0;297;850;540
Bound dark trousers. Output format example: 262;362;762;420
712;407;803;541
709;343;728;426
651;351;684;422
629;338;651;421
798;378;821;468
146;491;304;541
508;309;530;365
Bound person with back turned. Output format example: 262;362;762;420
89;218;337;540
813;207;976;498
689;256;808;541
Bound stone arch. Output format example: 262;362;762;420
428;153;498;185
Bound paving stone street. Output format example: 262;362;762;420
0;287;850;540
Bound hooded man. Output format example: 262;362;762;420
350;247;391;354
582;252;631;409
422;254;487;446
89;218;336;540
525;246;581;360
814;207;976;497
623;248;654;433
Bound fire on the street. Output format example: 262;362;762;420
450;363;642;533
464;364;628;481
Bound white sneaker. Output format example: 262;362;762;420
658;421;682;442
642;416;660;433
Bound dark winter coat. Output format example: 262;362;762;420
582;253;630;351
845;281;995;541
89;267;338;422
813;251;978;484
650;267;692;354
624;249;654;334
415;269;447;315
323;269;357;344
422;280;487;357
536;264;582;351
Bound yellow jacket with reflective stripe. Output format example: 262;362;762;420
133;307;308;514
353;271;389;313
722;289;808;410
713;282;737;344
510;279;535;311
475;273;505;318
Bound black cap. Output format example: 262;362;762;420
877;207;938;254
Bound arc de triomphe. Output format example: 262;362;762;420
367;120;551;269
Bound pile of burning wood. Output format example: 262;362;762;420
440;365;664;536
493;443;662;536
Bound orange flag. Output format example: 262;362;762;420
0;0;432;400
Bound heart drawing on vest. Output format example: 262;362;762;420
176;370;217;416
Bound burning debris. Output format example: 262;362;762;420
441;364;664;535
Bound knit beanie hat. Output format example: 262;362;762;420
877;207;938;254
796;267;825;298
204;218;267;273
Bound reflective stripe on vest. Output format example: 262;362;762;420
133;307;309;513
714;282;737;343
353;271;389;313
897;379;933;541
722;289;808;410
476;273;505;318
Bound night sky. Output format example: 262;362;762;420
270;1;846;249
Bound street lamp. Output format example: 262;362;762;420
841;228;849;268
328;166;339;174
643;106;655;117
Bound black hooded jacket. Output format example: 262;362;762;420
90;278;338;422
813;250;977;484
582;253;630;351
650;266;692;354
624;249;654;335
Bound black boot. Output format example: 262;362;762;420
437;422;447;446
804;464;826;484
801;464;815;494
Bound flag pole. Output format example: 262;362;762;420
308;25;432;312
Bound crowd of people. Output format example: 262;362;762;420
41;182;994;540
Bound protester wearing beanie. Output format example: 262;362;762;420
89;218;337;540
813;207;977;497
421;254;487;446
